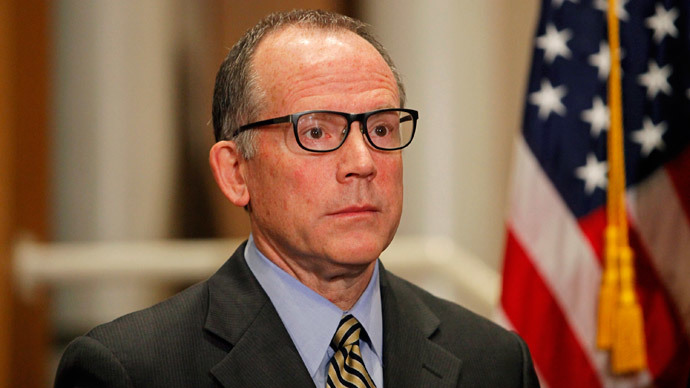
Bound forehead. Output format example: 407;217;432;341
251;26;399;114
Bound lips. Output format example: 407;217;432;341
329;204;379;216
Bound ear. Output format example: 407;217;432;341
209;141;250;207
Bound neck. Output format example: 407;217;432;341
252;236;377;311
301;264;376;310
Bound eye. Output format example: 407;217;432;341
305;127;324;139
373;125;389;137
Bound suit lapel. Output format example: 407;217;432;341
204;243;314;387
381;267;462;388
210;302;314;387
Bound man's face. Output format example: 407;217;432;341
243;26;403;276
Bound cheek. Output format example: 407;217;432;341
376;156;404;194
290;164;326;208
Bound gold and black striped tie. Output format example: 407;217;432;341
326;314;377;388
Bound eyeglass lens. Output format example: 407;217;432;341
296;110;414;151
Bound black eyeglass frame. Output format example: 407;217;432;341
231;108;418;153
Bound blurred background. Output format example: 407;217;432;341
1;0;540;386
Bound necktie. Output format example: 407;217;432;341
326;314;377;388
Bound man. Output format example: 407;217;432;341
56;9;539;388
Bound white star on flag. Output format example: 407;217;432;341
594;0;629;21
631;117;666;157
638;60;673;99
529;79;568;120
575;153;608;195
645;4;678;43
588;42;610;81
581;96;609;137
536;24;572;64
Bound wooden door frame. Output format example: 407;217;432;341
0;1;52;387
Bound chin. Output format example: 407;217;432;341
325;235;391;265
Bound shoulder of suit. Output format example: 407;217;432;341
86;280;209;349
383;269;520;346
85;242;250;347
380;271;537;386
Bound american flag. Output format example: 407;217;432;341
498;0;690;386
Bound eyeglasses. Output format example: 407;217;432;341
232;108;418;152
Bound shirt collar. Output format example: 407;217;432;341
244;235;383;378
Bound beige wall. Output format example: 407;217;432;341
361;1;540;269
54;1;178;242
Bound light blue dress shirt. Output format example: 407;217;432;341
244;235;384;388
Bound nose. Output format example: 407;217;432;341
335;122;377;182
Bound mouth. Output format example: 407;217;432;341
328;205;379;217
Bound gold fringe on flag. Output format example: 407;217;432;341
595;0;647;374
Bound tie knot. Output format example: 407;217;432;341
331;314;363;350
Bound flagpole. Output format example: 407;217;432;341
597;0;647;374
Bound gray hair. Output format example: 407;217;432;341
211;9;406;159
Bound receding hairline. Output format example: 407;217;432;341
247;24;401;112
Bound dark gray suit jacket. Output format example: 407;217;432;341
55;241;539;387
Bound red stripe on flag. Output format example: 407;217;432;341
629;226;690;386
577;207;606;264
501;227;602;388
664;146;690;221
